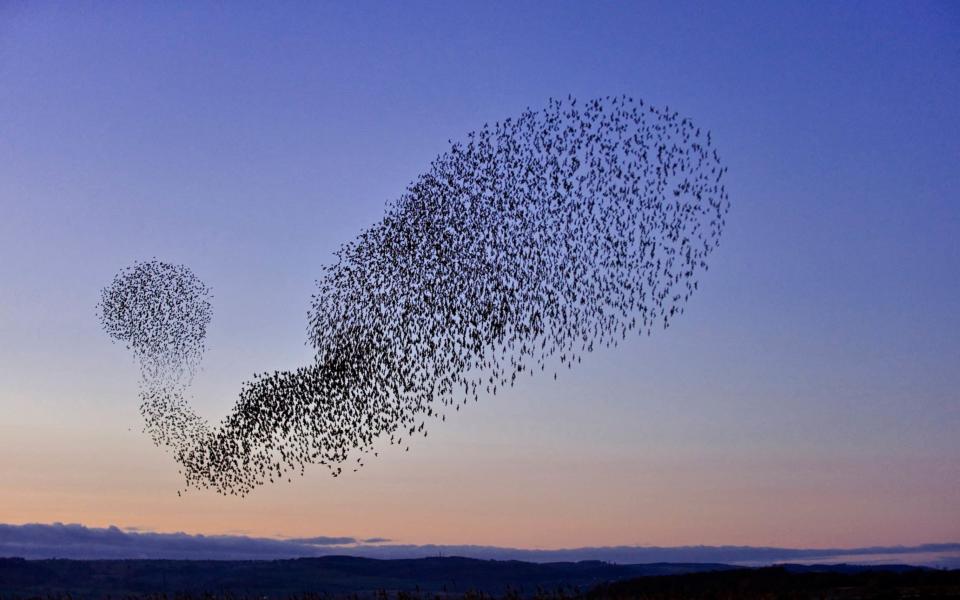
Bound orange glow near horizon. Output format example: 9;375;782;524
2;406;957;549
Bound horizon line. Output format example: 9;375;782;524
1;523;958;568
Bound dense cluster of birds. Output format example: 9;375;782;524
98;261;215;451
99;95;730;496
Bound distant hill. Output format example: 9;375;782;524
0;556;949;598
589;565;960;599
0;556;733;596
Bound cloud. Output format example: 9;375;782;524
0;523;340;560
339;543;960;567
286;536;357;546
1;523;958;567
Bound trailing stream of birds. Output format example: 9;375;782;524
98;96;731;496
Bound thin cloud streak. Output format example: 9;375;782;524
286;536;358;546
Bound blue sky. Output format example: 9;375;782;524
0;2;958;548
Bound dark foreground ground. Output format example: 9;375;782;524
1;557;958;599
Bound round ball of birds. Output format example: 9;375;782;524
98;260;212;382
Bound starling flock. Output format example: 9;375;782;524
98;261;215;451
99;95;730;496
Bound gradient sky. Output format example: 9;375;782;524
1;2;958;550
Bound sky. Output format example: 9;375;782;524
0;2;958;551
